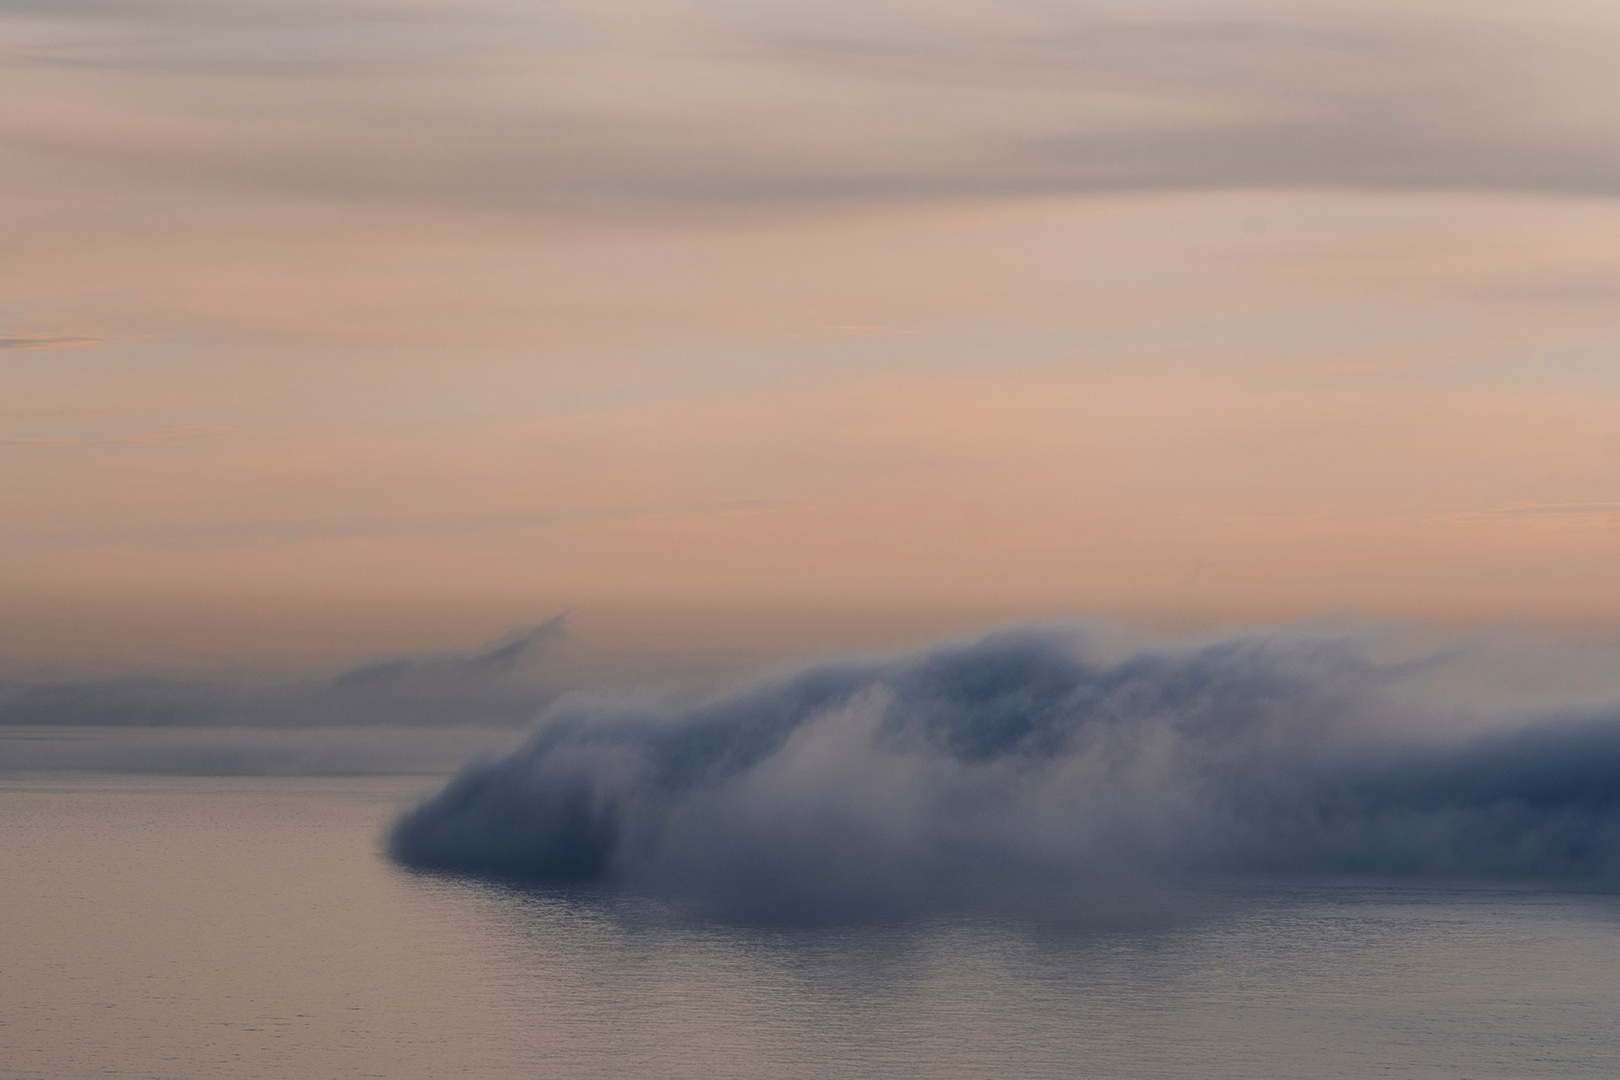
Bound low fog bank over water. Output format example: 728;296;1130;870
391;621;1620;921
0;616;577;730
0;618;570;775
0;612;763;775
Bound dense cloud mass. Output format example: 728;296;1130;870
390;624;1620;920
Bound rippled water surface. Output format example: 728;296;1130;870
3;776;1617;1080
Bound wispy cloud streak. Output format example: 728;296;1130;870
0;336;104;351
7;1;1620;216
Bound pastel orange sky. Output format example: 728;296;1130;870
4;0;1620;664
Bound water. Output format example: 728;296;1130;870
3;775;1617;1080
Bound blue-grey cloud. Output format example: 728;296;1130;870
0;613;781;775
389;623;1620;922
0;615;571;728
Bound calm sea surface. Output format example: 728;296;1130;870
3;775;1617;1080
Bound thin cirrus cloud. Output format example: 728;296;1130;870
0;496;803;550
0;425;232;449
5;0;1620;216
5;0;1620;659
0;336;104;350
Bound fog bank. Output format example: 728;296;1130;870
390;622;1620;920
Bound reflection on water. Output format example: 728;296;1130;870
2;776;1617;1080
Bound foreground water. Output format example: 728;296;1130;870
3;776;1617;1080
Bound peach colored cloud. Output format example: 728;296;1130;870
6;2;1620;662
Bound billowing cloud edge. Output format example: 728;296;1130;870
388;621;1620;922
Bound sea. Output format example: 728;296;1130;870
3;773;1618;1080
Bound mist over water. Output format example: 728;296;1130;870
2;774;1615;1080
0;616;574;729
390;622;1620;922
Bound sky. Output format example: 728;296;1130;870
5;0;1620;668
